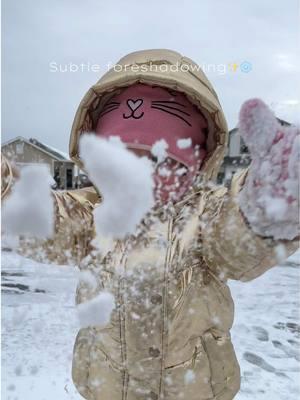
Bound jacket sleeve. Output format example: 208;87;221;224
1;155;97;266
200;169;299;282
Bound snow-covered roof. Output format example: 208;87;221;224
45;145;70;161
28;138;70;161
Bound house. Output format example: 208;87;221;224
217;128;251;185
217;118;290;185
1;136;76;190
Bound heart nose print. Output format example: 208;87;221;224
127;99;143;112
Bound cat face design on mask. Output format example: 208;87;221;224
96;83;208;202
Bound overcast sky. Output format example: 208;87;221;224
2;0;300;153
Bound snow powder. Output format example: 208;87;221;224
77;291;115;328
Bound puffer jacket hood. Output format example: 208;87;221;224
69;49;228;181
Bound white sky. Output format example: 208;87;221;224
2;0;300;152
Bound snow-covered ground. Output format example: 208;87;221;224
231;250;300;400
1;250;299;400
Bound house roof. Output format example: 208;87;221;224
1;136;71;162
29;138;70;161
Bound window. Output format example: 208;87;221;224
217;172;225;184
240;138;249;154
66;168;73;189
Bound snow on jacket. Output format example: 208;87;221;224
2;49;298;400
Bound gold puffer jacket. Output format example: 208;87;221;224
2;49;297;400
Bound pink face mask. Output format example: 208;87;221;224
95;84;208;203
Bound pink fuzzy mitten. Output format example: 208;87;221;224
238;99;299;240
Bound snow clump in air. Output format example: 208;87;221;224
177;138;192;149
80;134;154;239
2;165;54;238
151;139;169;163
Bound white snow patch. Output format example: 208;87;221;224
212;315;221;325
275;244;287;263
2;165;54;238
264;197;288;221
92;235;115;256
177;138;192;149
176;167;188;176
164;376;173;386
184;369;196;384
15;365;23;376
131;312;140;320
158;165;171;177
7;384;16;391
30;366;39;376
10;308;28;326
288;134;300;179
78;270;98;290
107;135;125;148
89;379;102;388
77;291;115;329
151;139;169;163
80;134;154;239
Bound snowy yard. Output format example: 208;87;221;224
1;250;299;400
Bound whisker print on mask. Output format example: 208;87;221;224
98;106;120;118
151;103;191;116
102;102;120;110
104;101;120;106
99;101;120;113
152;100;187;107
151;106;192;126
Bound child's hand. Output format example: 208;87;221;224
238;99;299;240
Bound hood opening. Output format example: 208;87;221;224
69;49;228;182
